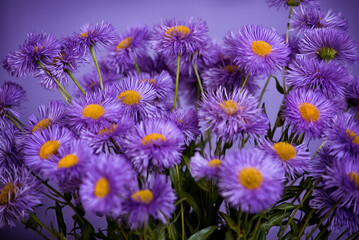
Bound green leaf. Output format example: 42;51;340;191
274;76;284;94
272;203;297;212
225;230;235;240
177;191;202;218
260;212;291;231
188;226;217;240
55;202;67;236
219;212;238;232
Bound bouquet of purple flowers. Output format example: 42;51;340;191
1;0;359;239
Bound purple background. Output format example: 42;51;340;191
1;0;359;239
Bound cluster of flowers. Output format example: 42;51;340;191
0;0;359;238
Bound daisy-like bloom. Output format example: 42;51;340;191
167;108;201;145
66;90;122;132
0;82;26;123
0;125;23;169
123;118;184;172
82;116;135;154
290;6;348;34
298;28;358;64
78;68;119;94
27;100;67;134
286;56;349;99
80;154;136;216
34;65;68;91
309;146;335;181
0;166;42;228
345;76;359;114
266;0;319;9
190;152;222;181
224;25;290;76
324;113;359;158
107;24;151;73
198;87;269;142
152;17;209;57
136;71;174;101
259;140;310;179
2;32;60;77
218;148;284;213
22;125;74;174
123;175;176;229
283;88;337;139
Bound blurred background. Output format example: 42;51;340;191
1;0;358;239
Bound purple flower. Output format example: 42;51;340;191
283;88;337;138
218;148;284;213
123;118;184;172
0;82;26;122
309;146;335;181
298;28;358;64
123;175;176;229
345;76;359;114
198;87;269;142
190;152;222;181
78;68;119;94
266;0;319;9
0;166;42;228
34;66;68;91
0;125;23;169
224;25;290;76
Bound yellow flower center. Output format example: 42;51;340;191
80;32;88;37
298;103;320;122
0;183;15;205
166;26;190;38
118;90;142;105
32;118;51;133
39;140;60;159
141;133;167;145
224;65;238;73
208;159;221;168
34;46;43;52
273;142;296;161
346;129;359;145
116;37;133;51
347;171;359;188
82;104;105;119
220;100;239;115
251;40;272;57
98;124;117;135
140;79;157;84
238;167;263;190
57;154;79;169
94;178;110;198
131;190;154;204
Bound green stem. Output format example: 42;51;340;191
30;213;60;240
335;229;348;240
175;165;185;240
38;61;71;100
58;88;69;102
90;45;104;92
5;114;24;132
133;56;141;74
65;69;86;96
286;7;294;44
282;67;287;95
297;132;305;144
173;53;181;110
165;216;176;240
240;73;250;93
249;214;263;240
257;74;272;107
192;62;204;94
21;220;51;240
313;140;326;158
297;209;315;238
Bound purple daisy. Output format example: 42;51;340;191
298;28;358;64
78;68;119;94
198;87;269;142
190;152;222;181
0;166;42;228
218;148;284;213
266;0;319;9
309;146;335;181
34;65;68;91
123;118;184;172
283;88;337;139
345;76;359;114
0;125;23;169
224;25;290;76
80;154;136;216
0;82;26;122
137;70;174;101
123;175;176;229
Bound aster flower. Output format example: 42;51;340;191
324;113;359;158
80;154;136;216
259;140;310;179
66;90;122;132
345;76;359;114
298;28;358;64
190;152;222;181
266;0;319;9
290;6;348;34
78;68;119;94
309;146;335;181
218;148;284;213
123;118;184;172
137;70;174;101
0;166;42;228
224;25;290;76
34;66;68;91
0;82;26;122
198;87;269;142
123;175;176;229
283;88;337;138
0;125;23;169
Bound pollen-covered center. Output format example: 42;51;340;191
131;190;154;204
251;40;272;57
299;103;320;122
208;159;221;168
39;140;60;159
346;129;359;145
317;47;337;61
273;142;296;161
34;46;44;52
140;79;157;84
82;104;105;119
99;124;117;135
224;65;238;73
32;118;51;133
142;133;167;145
347;171;359;188
166;26;190;38
0;183;15;205
94;178;110;198
118;90;142;105
57;154;79;169
239;167;263;190
116;37;133;51
80;32;88;37
220;100;239;115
